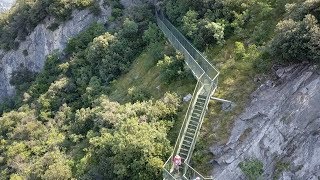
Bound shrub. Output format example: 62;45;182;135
182;10;199;37
143;22;163;44
274;161;290;180
148;42;165;62
47;22;60;31
205;20;226;45
10;67;37;93
22;49;29;56
111;8;123;19
65;23;106;54
157;54;188;84
235;42;246;60
239;159;264;180
128;86;151;102
270;14;320;63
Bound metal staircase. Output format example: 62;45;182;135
156;10;220;180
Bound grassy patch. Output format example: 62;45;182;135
273;161;290;180
108;51;196;103
108;49;196;144
239;159;264;180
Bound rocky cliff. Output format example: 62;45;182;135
0;0;15;13
0;1;111;102
211;63;320;179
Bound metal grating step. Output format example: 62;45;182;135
184;136;193;142
180;148;189;153
193;109;202;114
183;139;192;146
198;95;207;99
185;132;195;137
188;123;197;129
194;105;203;110
195;102;205;106
181;144;191;149
192;113;201;118
190;119;199;125
179;152;187;159
187;128;196;133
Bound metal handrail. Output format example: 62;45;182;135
170;77;204;165
157;10;220;180
183;163;213;180
186;82;217;164
157;12;220;82
163;154;173;171
156;14;205;81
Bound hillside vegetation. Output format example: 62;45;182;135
0;0;100;50
0;0;320;179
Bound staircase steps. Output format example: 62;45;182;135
158;12;218;179
177;95;208;162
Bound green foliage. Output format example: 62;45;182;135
105;0;124;20
79;118;171;179
121;18;139;37
182;10;199;37
235;42;246;61
270;14;320;63
157;54;191;84
47;22;60;31
27;52;62;100
234;41;261;62
0;0;97;50
0;4;177;179
285;0;320;21
148;42;165;62
273;161;290;180
3;0;316;179
128;86;151;102
10;66;37;94
205;20;226;45
239;159;264;180
65;23;106;54
143;22;164;44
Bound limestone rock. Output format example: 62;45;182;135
183;94;192;102
0;0;15;13
211;64;320;180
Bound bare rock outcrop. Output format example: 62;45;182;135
0;0;15;13
211;64;320;179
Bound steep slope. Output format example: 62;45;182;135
0;1;111;102
211;64;320;179
0;0;15;13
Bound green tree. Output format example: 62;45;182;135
79;118;171;179
205;21;226;45
182;10;199;37
270;14;320;63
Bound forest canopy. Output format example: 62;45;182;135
1;0;320;179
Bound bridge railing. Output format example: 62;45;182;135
157;10;220;180
156;15;205;80
156;12;220;83
183;163;213;180
163;154;177;180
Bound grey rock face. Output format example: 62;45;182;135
211;64;320;180
0;1;111;102
0;0;15;13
